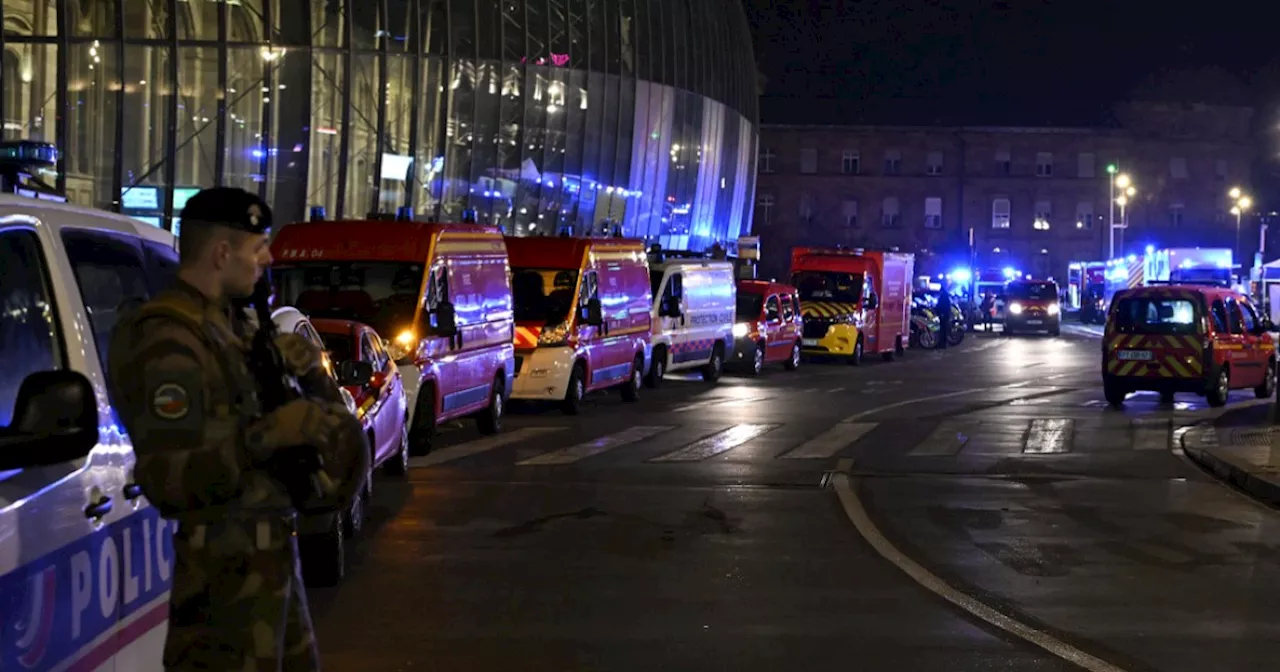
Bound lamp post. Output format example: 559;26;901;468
1229;187;1252;273
1114;181;1135;255
1109;170;1132;259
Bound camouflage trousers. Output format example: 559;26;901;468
164;516;320;671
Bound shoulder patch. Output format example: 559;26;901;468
151;383;191;420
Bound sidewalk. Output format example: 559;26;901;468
1183;403;1280;505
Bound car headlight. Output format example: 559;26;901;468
732;323;750;338
385;329;416;363
1047;303;1060;315
1009;302;1024;315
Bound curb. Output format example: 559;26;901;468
1182;426;1280;507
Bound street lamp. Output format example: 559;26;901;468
1229;187;1253;271
1109;171;1133;258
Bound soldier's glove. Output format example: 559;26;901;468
246;398;357;464
274;333;324;376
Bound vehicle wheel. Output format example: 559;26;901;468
477;373;505;434
1207;367;1230;408
1050;327;1061;337
345;456;371;537
1103;381;1127;407
407;385;436;456
383;419;410;477
784;341;801;371
302;515;345;588
621;355;643;402
1256;359;1276;399
1159;390;1176;404
645;347;666;388
562;362;586;415
917;329;936;349
701;344;724;382
948;326;964;346
748;342;765;376
849;338;863;366
895;336;905;357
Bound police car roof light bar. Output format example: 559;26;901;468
0;141;66;202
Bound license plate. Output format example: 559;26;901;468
1025;319;1043;325
802;339;818;347
1117;350;1153;361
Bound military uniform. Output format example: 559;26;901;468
106;188;364;672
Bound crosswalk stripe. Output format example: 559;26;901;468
827;387;845;393
1132;418;1171;451
672;395;775;412
1024;418;1073;454
778;422;877;459
648;423;781;462
909;421;973;456
408;427;565;468
518;426;676;465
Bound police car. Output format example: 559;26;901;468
0;185;184;669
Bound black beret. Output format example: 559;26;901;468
178;187;273;235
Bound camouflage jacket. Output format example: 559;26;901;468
106;279;295;522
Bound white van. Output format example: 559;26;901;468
0;193;180;670
646;257;737;385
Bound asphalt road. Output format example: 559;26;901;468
310;324;1280;672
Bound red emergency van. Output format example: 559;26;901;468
790;247;914;363
731;280;803;374
506;236;652;414
271;219;515;453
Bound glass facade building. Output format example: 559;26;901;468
0;0;758;250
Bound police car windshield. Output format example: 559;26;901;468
274;262;425;337
1113;297;1199;334
1007;282;1056;301
511;268;578;324
736;294;764;320
791;271;862;303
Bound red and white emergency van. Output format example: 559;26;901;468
790;247;914;363
271;218;515;453
506;236;652;413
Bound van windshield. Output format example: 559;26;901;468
736;294;764;320
1007;281;1057;301
1113;297;1199;335
791;271;862;303
511;267;579;324
275;262;425;337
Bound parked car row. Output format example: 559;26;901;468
0;196;923;670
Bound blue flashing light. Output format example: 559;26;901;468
950;267;972;284
1145;245;1155;255
309;206;326;221
1002;267;1017;279
1127;254;1137;263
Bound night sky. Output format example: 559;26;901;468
745;0;1279;125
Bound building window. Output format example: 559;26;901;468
884;149;901;175
1078;153;1095;178
1076;201;1094;230
1216;159;1228;181
758;148;775;174
842;199;859;227
1170;204;1185;227
992;198;1011;229
924;197;942;229
926;151;943;175
1170;157;1188;180
881;197;900;228
800;148;818;174
995;149;1011;175
1036;152;1053;177
842;151;860;175
1033;200;1052;230
756;194;775;226
799;192;814;220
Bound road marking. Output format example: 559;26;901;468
518;425;675;465
841;387;990;422
1024;418;1073;454
648;423;780;462
778;422;878;459
409;427;565;468
832;473;1127;672
673;395;774;412
909;421;974;456
1132;417;1171;451
827;386;846;393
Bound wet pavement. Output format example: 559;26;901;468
310;326;1280;671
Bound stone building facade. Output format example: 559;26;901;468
752;101;1255;282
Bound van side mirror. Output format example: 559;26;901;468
0;370;100;470
580;298;604;326
336;360;375;386
432;301;458;336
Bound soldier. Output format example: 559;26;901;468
107;187;365;671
